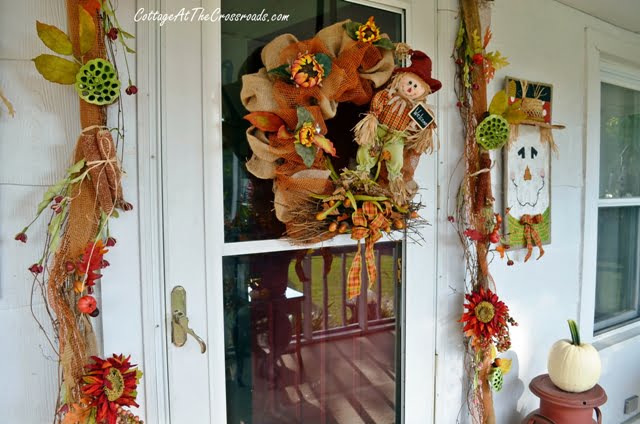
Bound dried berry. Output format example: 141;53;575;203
507;259;514;266
89;307;100;318
106;237;117;247
29;263;43;274
108;27;119;41
15;232;27;243
65;261;76;273
125;85;138;95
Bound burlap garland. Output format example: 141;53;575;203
46;0;125;401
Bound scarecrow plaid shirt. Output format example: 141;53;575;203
371;89;414;131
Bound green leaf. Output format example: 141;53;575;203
455;21;466;49
267;64;291;80
111;209;119;218
79;6;96;55
67;158;86;175
33;54;80;85
36;21;73;56
343;21;361;40
120;29;135;39
87;407;97;424
296;106;314;130
37;179;67;215
489;90;508;116
314;53;332;77
295;143;317;168
48;206;66;253
373;38;394;50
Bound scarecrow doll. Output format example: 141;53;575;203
354;50;441;205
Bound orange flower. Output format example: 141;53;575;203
81;354;141;424
356;16;381;43
290;53;324;88
295;122;316;147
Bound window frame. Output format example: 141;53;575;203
581;27;640;342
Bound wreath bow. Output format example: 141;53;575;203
520;214;545;262
347;201;388;299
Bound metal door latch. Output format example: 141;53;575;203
171;286;207;353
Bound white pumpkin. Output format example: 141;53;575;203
547;320;601;393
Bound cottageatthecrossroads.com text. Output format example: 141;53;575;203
134;8;290;26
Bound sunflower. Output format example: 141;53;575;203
460;287;513;349
356;16;381;43
295;122;316;147
81;354;141;424
290;52;324;88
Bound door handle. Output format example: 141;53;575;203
171;286;207;353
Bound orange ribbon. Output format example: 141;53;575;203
520;214;545;262
347;201;389;299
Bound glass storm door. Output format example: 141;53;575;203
161;0;437;423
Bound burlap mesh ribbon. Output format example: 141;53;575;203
519;214;545;262
346;202;388;299
46;0;125;400
241;21;395;226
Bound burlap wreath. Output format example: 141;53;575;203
240;20;394;225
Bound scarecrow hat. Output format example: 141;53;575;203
394;50;442;93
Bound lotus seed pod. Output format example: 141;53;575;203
75;58;121;105
489;366;504;392
476;114;509;150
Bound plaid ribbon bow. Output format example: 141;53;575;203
520;214;545;262
347;201;389;299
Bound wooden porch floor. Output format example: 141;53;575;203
226;330;397;424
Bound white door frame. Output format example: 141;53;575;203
106;0;439;422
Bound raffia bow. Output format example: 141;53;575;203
347;201;389;299
520;214;545;262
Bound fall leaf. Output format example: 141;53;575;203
463;228;484;241
79;6;96;55
470;29;482;52
33;54;80;84
277;125;293;140
61;403;91;424
495;244;506;259
495;357;513;375
36;21;73;56
313;134;336;157
489;90;509;116
483;28;492;49
244;111;284;132
485;51;509;71
80;0;102;16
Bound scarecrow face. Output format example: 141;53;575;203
398;72;427;100
507;125;550;218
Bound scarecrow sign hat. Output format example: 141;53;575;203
394;50;442;93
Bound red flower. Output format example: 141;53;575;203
81;354;141;424
463;228;484;241
76;240;109;288
460;287;515;351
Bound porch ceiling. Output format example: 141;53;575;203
555;0;640;33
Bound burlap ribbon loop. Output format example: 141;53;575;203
347;201;388;299
520;214;545;262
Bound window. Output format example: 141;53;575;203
594;69;640;332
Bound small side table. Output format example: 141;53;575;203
523;374;607;424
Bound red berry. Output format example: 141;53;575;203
447;216;455;223
125;85;138;95
65;261;76;273
106;237;117;247
15;232;27;243
121;201;134;211
472;53;484;65
455;58;464;65
87;286;94;295
472;83;480;90
78;295;97;314
456;101;462;108
507;259;514;266
89;307;100;318
54;195;63;204
108;27;119;41
489;232;500;244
